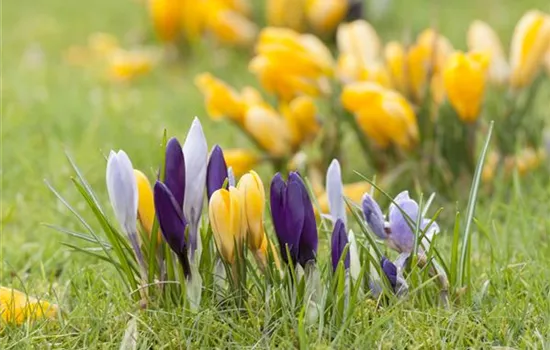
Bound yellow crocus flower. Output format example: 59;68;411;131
306;0;348;35
337;20;381;65
134;169;162;242
204;2;257;46
236;171;265;252
467;20;510;84
266;0;307;32
195;73;245;124
107;49;157;82
341;82;418;149
224;149;260;177
288;95;320;143
148;0;183;42
209;187;245;264
317;181;371;215
180;0;204;43
509;10;550;89
384;41;408;93
0;287;58;324
443;51;489;123
244;105;292;157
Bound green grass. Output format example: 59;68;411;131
2;0;550;348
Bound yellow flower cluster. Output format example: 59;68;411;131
209;171;279;269
148;0;257;46
195;70;321;163
483;148;546;182
267;0;349;36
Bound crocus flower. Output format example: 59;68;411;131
224;148;260;177
195;73;246;124
341;82;418;150
317;181;371;217
207;145;229;200
203;2;258;47
331;219;350;272
153;181;190;276
326;159;346;226
243;105;292;157
107;48;158;82
266;0;306;32
280;96;320;148
362;191;440;254
134;169;159;241
384;41;407;93
237;170;265;252
148;0;182;42
306;0;348;35
0;286;58;324
443;51;490;123
164;137;185;208
380;257;397;292
270;172;318;266
509;10;550;89
182;117;208;253
467;20;510;84
209;187;246;264
337;20;381;65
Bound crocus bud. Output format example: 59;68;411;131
326;159;346;227
467;20;510;84
331;219;350;272
380;257;397;292
443;51;489;123
306;0;348;35
270;172;318;266
134;169;157;238
362;193;387;240
195;73;245;124
207;145;229;200
106;150;138;235
182;117;208;253
165;137;185;209
510;10;550;89
237;170;265;252
244;106;292;157
209;187;245;264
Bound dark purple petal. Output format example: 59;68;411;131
165;137;185;209
270;173;302;264
362;194;387;240
381;257;397;292
388;199;418;253
331;219;349;272
290;172;317;266
345;0;363;21
154;181;187;256
206;145;228;200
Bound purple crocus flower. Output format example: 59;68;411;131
362;191;439;254
164;137;185;209
206;145;228;200
331;219;350;272
153;181;190;277
380;257;397;292
270;172;318;266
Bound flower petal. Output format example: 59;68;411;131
207;145;228;200
331;219;349;272
388;198;418;253
165;137;186;209
380;256;397;292
106;150;138;235
326;159;346;227
292;172;317;266
362;193;387;240
153;181;187;256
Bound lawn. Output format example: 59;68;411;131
2;0;550;348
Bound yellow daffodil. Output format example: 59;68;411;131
107;49;157;82
209;187;245;264
337;20;381;64
407;29;454;102
306;0;348;35
195;73;246;124
443;51;489;123
0;287;58;325
244;105;292;157
250;27;333;100
134;169;162;242
204;1;257;46
341;82;418;149
509;10;550;89
266;0;307;32
224;149;260;177
237;171;265;252
384;41;407;93
148;0;183;42
317;181;371;215
467;20;510;84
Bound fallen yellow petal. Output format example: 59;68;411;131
0;287;58;325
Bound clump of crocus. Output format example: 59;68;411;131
270;172;318;267
362;191;440;254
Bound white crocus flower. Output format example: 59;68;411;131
106;150;138;235
326;159;347;227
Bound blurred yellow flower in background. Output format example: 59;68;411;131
306;0;348;35
282;96;320;146
209;187;246;264
148;0;183;42
88;32;119;57
342;82;419;150
203;1;258;46
384;41;407;93
267;0;307;32
317;181;371;215
195;73;246;124
244;105;292;157
443;51;489;123
224;149;260;177
467;20;510;84
1;287;58;325
509;10;550;89
107;49;159;82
